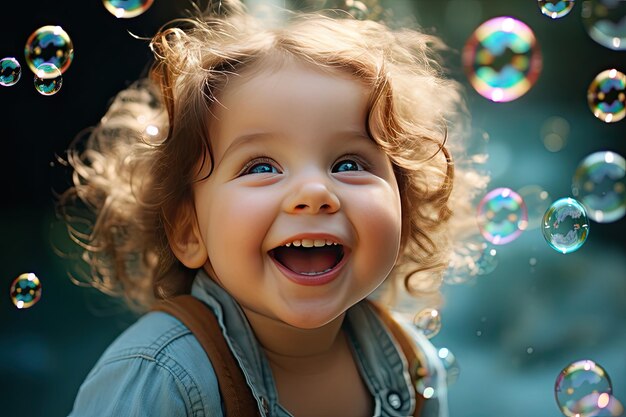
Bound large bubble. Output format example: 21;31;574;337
555;360;613;417
582;0;626;50
542;198;589;254
0;57;21;87
572;151;626;223
587;69;626;123
463;16;542;102
539;0;576;19
24;25;74;75
476;187;528;245
102;0;154;19
10;273;42;309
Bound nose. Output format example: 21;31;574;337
283;177;340;214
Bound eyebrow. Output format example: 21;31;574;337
220;130;372;161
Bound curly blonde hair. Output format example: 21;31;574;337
58;0;487;312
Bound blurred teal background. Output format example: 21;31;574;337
1;1;624;416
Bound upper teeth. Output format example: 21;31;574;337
284;239;339;248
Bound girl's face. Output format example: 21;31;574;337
192;60;402;329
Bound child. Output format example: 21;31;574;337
62;1;486;415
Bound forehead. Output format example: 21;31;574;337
208;59;371;156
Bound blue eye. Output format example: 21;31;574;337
243;159;280;175
332;159;362;172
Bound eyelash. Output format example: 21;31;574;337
239;156;280;176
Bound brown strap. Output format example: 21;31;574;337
152;295;260;416
367;300;426;417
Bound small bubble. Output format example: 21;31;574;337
555;359;613;416
529;257;537;266
10;273;42;309
476;330;483;337
477;187;528;245
572;151;626;223
538;0;575;19
34;63;63;96
542;198;589;254
587;69;626;123
462;16;542;102
413;308;442;339
526;346;534;354
102;0;154;18
581;0;626;50
0;57;21;86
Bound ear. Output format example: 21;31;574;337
167;201;208;269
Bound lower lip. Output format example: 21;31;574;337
270;250;349;286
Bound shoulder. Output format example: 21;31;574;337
69;311;223;417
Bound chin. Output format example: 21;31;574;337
278;304;348;329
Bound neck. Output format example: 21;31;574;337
242;308;347;373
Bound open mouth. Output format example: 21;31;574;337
269;244;345;276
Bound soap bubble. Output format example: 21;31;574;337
24;25;73;75
587;69;626;123
0;57;21;86
518;185;551;230
34;63;63;96
539;0;575;19
581;0;626;50
572;151;626;223
555;359;613;417
102;0;154;18
477;187;528;245
463;16;542;102
542;198;589;254
10;273;42;309
413;308;441;339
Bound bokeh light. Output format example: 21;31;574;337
438;347;461;385
581;0;626;50
518;185;551;230
413;308;441;339
102;0;155;19
463;16;542;102
24;25;74;75
542;198;589;254
540;116;570;152
555;359;613;417
10;272;42;309
0;57;21;87
572;151;626;223
587;69;626;123
34;63;63;96
476;187;528;245
538;0;575;19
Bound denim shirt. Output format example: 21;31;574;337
69;270;448;417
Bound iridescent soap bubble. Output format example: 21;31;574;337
103;0;154;19
24;25;74;75
582;0;626;50
413;308;441;339
34;63;63;96
0;57;21;86
572;151;626;223
10;273;42;309
587;69;626;123
539;0;576;19
518;185;551;230
477;187;528;245
463;16;542;102
542;198;589;254
555;360;613;417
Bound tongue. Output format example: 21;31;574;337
273;246;341;275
